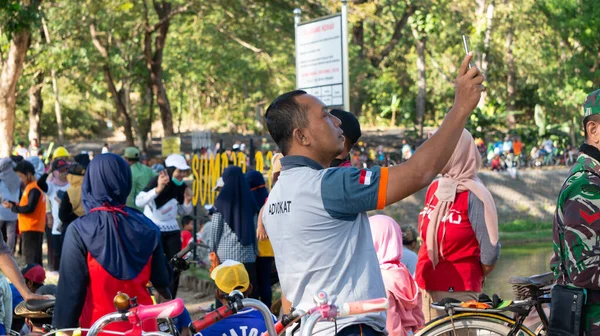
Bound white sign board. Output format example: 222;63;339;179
192;131;212;150
296;15;344;107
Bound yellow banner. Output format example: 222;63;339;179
191;151;276;206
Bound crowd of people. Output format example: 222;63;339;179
474;135;580;172
0;52;596;336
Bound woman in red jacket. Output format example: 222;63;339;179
53;154;172;332
416;129;500;321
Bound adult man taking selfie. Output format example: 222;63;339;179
262;53;484;335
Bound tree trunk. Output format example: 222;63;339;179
414;31;426;138
177;89;183;135
28;72;44;142
103;66;134;146
144;1;175;137
123;81;145;148
42;17;64;143
50;70;64;143
350;20;366;116
117;88;135;146
89;24;135;146
0;30;31;157
480;0;495;106
144;75;154;150
505;0;516;129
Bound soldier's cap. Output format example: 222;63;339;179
584;89;600;118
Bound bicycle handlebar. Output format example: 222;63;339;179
188;292;277;336
137;298;184;321
86;299;185;336
87;312;128;336
301;293;388;336
175;242;197;259
260;309;306;336
339;298;388;317
240;298;278;336
189;305;235;334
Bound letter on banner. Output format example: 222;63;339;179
237;152;246;173
255;152;264;174
265;151;274;189
191;154;200;206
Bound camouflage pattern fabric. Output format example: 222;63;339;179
551;152;600;335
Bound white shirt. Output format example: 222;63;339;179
135;188;192;232
263;156;387;335
45;181;70;235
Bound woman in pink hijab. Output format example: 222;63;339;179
416;129;500;321
369;215;424;336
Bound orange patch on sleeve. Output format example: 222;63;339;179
377;167;389;209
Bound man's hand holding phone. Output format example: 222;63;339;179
453;52;485;117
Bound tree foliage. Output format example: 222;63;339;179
1;0;597;148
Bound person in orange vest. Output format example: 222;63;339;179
2;161;46;266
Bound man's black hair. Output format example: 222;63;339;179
583;114;600;140
264;90;309;155
14;160;35;175
181;215;194;226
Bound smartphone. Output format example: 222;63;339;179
462;34;473;69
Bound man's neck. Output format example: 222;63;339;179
582;142;600;163
287;148;334;168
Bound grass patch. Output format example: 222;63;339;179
500;219;552;232
501;242;554;255
499;219;553;244
188;265;211;280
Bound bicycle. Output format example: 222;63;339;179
188;289;278;336
189;290;387;336
299;291;388;336
26;242;199;336
416;272;553;336
24;294;185;336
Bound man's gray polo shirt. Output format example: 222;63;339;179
263;156;389;335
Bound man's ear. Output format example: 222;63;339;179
589;121;600;144
292;128;310;146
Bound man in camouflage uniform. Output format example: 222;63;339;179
552;88;600;334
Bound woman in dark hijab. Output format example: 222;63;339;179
245;170;274;308
54;154;172;333
211;166;259;298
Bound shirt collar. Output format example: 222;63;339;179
281;155;324;171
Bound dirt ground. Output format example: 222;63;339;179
176;287;214;320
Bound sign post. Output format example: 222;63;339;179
294;8;302;91
294;2;350;110
341;0;350;111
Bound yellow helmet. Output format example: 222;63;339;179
53;146;70;158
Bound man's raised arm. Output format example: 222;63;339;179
386;52;485;205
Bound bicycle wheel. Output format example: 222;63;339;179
416;313;535;336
